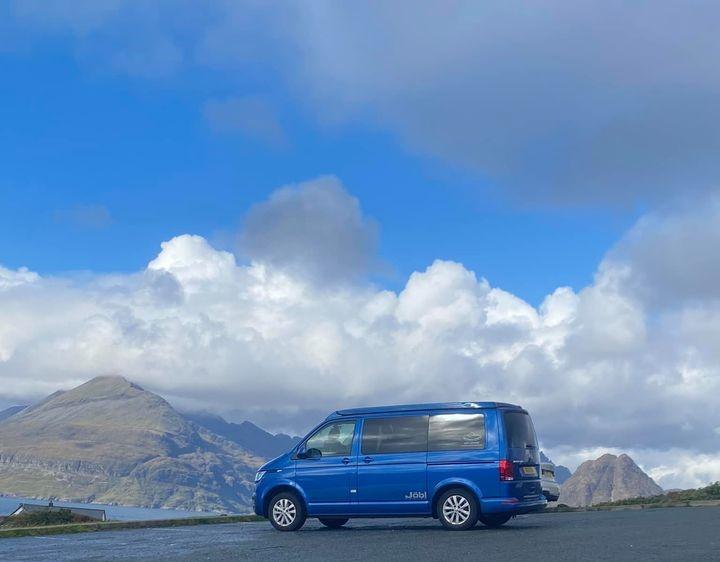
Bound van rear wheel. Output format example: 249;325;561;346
318;517;349;528
478;513;512;527
437;488;478;530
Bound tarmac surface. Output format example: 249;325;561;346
2;507;719;561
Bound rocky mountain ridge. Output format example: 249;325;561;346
559;453;663;506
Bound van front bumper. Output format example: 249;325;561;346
480;495;547;515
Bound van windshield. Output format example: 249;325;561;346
504;411;538;449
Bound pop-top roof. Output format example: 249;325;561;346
329;401;522;418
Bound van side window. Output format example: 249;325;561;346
305;421;356;457
429;413;485;451
361;416;428;455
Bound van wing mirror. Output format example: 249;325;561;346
297;448;322;459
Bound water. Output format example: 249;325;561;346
0;495;225;521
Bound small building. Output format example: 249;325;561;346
7;502;107;522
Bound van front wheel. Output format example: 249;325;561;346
318;517;349;528
269;492;306;531
437;488;478;531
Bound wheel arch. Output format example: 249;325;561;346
430;479;483;518
262;483;307;518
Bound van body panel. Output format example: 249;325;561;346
427;408;501;501
254;402;547;522
295;456;358;515
356;451;430;514
254;475;301;518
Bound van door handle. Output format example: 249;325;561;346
342;457;350;465
363;456;373;463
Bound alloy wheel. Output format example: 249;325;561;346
272;498;297;527
442;494;471;525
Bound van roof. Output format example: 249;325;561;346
328;402;522;418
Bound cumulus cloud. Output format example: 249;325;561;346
8;1;720;204
1;186;719;488
239;176;380;283
604;198;720;305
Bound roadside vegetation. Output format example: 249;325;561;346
592;481;720;507
0;509;96;528
548;481;720;512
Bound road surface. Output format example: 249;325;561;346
2;507;719;561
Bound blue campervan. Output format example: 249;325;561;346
253;402;546;531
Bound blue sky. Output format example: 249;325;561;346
0;31;636;305
2;3;720;487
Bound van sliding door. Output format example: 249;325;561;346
356;415;429;516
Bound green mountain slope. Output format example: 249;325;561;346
0;376;264;512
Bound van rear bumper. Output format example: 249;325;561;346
480;496;547;515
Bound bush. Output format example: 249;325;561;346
2;509;94;528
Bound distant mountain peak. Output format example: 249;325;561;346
0;376;264;513
559;452;662;506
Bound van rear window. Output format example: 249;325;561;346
361;416;428;455
429;413;485;451
503;411;538;449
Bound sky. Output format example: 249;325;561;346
1;1;720;489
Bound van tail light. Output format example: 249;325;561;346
499;459;514;481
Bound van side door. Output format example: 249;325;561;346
356;415;429;515
294;419;358;516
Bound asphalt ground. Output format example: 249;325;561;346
2;507;718;561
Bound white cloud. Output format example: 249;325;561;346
1;181;719;487
239;176;379;283
604;198;720;305
8;2;720;204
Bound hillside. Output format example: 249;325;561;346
0;376;264;512
0;406;25;423
559;453;663;506
185;412;299;459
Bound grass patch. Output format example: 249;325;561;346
0;514;264;539
592;481;720;508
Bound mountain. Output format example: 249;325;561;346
558;453;663;506
0;406;26;423
539;451;573;485
0;376;265;513
554;465;573;485
185;412;299;459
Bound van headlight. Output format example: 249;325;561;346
254;470;266;483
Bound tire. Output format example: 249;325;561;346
478;513;512;527
318;517;349;528
437;488;478;531
269;492;306;531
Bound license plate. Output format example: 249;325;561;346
521;466;538;476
